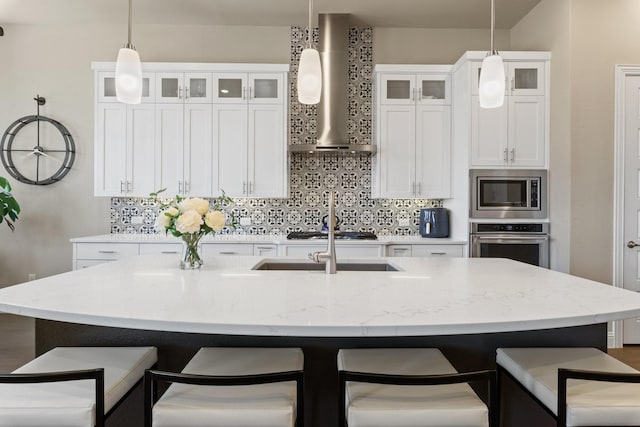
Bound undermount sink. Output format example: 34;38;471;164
252;259;400;272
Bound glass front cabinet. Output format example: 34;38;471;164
214;73;284;104
379;73;451;105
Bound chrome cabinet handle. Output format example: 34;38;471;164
161;251;179;254
120;180;125;194
250;86;254;100
628;241;640;249
430;252;446;256
503;148;508;163
178;86;183;100
185;86;190;99
417;87;422;101
243;181;247;195
510;148;515;163
242;87;247;100
511;77;515;92
178;181;183;194
219;251;237;255
249;181;253;194
127;181;132;193
184;181;190;194
412;182;415;195
256;246;272;250
98;250;116;254
417;182;422;195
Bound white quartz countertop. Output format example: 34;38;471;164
1;256;639;337
70;234;467;245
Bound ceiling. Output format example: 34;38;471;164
0;0;542;29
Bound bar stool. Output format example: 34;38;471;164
144;347;304;427
0;346;157;427
338;348;497;427
497;347;640;426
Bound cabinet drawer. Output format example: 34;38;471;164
411;244;463;257
282;244;383;258
75;243;139;260
139;243;182;256
387;245;412;257
201;243;253;257
253;244;278;256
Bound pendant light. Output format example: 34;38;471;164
478;0;505;109
115;0;142;104
296;0;322;105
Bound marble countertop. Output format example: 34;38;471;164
0;256;639;337
70;234;467;245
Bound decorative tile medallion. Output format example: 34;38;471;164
110;26;442;236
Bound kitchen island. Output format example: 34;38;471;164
0;255;639;426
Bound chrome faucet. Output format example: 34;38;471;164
309;191;337;274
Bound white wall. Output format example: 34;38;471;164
510;0;572;273
0;23;290;287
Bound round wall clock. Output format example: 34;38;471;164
0;96;76;185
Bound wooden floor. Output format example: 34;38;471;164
2;313;640;371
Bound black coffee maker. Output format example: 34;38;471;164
419;208;449;238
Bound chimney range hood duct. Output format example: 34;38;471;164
290;14;376;154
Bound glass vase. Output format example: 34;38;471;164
180;233;204;270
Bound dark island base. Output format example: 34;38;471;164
36;320;606;427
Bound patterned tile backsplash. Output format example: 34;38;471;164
110;26;441;236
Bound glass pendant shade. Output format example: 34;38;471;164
115;47;142;104
297;48;322;105
478;53;505;109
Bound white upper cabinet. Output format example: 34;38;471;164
92;62;289;198
97;71;155;103
380;73;451;106
373;65;452;199
214;73;284;104
465;53;549;168
156;73;212;103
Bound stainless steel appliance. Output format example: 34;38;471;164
470;169;547;219
470;222;550;268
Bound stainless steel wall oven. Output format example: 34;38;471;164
470;169;547;219
470;223;550;268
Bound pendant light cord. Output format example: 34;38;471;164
490;0;496;55
126;0;134;49
307;0;313;49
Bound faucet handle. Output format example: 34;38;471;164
309;252;319;262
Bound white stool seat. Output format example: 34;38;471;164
497;347;640;426
338;348;489;427
152;347;303;427
0;346;157;427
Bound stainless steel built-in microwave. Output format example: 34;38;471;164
470;169;547;219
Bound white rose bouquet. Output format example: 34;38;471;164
151;189;235;269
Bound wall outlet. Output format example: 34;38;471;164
131;216;143;225
27;273;36;281
398;218;411;226
240;217;251;226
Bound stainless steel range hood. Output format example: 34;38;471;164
289;14;376;154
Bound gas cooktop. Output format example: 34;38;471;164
286;231;377;240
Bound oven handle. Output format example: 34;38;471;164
472;235;549;243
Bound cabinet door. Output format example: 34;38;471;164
508;62;545;96
98;72;154;103
416;74;451;106
248;104;287;198
127;104;156;196
183;104;213;197
508;96;546;167
415;105;451;198
95;103;127;196
213;73;248;104
470;96;509;167
379;74;416;105
214;104;248;197
249;73;284;104
185;73;212;103
156;73;185;103
155;104;185;195
375;105;416;198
